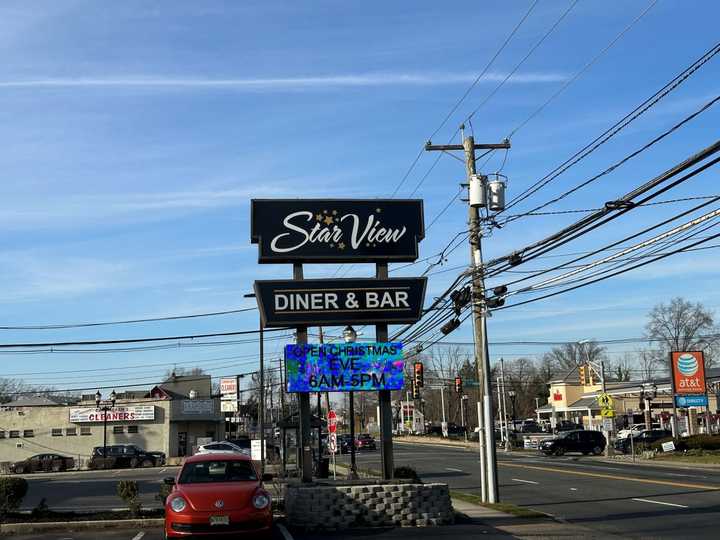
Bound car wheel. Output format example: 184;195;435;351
130;458;139;468
592;446;603;456
141;459;153;468
14;465;24;474
554;447;565;456
51;463;62;472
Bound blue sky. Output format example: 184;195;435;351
1;1;719;392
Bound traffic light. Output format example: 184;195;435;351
454;376;462;394
414;362;424;388
579;365;586;385
412;381;420;400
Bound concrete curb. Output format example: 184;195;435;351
1;518;164;535
601;457;720;471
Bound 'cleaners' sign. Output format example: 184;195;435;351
671;351;707;395
69;405;155;423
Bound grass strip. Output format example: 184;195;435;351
451;490;547;518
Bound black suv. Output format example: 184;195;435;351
540;430;606;456
89;444;165;469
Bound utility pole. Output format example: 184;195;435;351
425;131;509;504
600;360;611;457
500;358;510;452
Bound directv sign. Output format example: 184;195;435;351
674;395;709;407
250;199;424;263
285;343;404;393
254;277;426;327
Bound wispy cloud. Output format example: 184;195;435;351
0;72;567;91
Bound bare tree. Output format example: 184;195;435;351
645;297;718;368
542;341;606;371
611;353;633;382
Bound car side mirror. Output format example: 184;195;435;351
261;473;274;482
163;477;176;485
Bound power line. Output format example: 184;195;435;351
502;41;720;214
502;93;720;224
485;140;720;275
388;0;539;198
0;327;289;350
506;0;659;138
494;226;720;312
463;0;579;125
0;307;257;331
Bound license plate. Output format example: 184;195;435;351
210;515;229;526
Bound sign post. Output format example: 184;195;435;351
328;409;337;479
250;198;425;482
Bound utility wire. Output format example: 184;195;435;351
0;327;289;350
507;0;659;138
503;41;720;213
0;307;257;331
464;0;579;125
502;94;720;224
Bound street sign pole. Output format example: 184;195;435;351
377;262;394;480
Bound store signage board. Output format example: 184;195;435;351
671;351;707;395
220;377;238;401
674;394;708;407
254;277;426;327
285;343;404;393
69;405;155;423
250;199;424;263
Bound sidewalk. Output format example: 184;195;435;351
452;498;617;539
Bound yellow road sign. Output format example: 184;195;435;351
600;409;616;418
597;393;614;408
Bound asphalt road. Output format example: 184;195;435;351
339;441;720;539
11;466;179;512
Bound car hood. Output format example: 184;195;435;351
176;482;260;512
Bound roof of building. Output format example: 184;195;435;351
1;395;66;407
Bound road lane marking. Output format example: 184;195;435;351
512;478;539;485
632;498;689;509
445;467;463;472
277;523;295;540
498;462;720;491
160;467;167;473
570;488;578;491
131;533;145;540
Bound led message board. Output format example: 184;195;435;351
284;343;404;393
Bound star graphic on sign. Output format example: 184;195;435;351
366;243;370;247
323;209;328;214
330;244;335;248
338;242;346;250
376;208;382;213
315;213;323;222
323;215;334;225
332;209;338;215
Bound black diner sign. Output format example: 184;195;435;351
250;199;424;263
254;277;427;327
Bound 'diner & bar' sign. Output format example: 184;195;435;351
254;277;426;327
251;199;424;263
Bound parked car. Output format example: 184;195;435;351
617;423;661;440
225;437;281;459
614;429;672;454
196;441;250;456
164;453;273;539
89;444;165;469
10;453;75;474
540;430;606;456
355;433;377;451
337;434;354;454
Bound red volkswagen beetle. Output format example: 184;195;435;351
164;453;272;539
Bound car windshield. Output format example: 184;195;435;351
179;460;257;484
